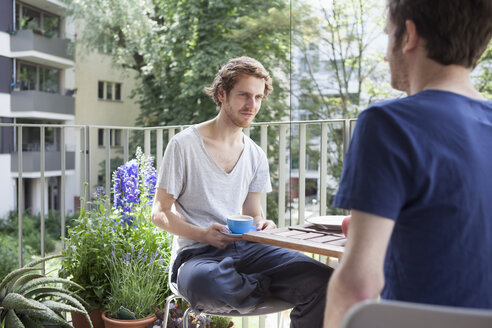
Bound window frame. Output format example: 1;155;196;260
97;81;123;102
15;2;61;37
17;61;60;94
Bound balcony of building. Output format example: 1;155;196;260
10;90;75;118
10;29;74;69
7;0;73;69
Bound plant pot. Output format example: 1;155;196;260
72;309;105;328
101;312;157;328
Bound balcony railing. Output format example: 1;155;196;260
0;119;356;327
10;29;74;68
11;90;75;117
1;119;356;258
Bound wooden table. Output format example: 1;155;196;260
243;223;346;259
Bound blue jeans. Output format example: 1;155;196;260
173;241;333;328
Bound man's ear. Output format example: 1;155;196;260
217;86;226;103
402;19;419;54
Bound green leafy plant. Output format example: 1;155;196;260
0;235;35;282
0;254;92;328
105;247;166;319
60;148;172;316
58;192;117;311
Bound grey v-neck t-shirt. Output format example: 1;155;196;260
157;126;272;257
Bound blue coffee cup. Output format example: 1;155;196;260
226;215;254;234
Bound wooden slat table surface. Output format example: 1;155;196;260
243;223;346;259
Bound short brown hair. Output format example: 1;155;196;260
205;56;273;109
387;0;492;68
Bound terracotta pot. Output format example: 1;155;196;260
101;312;157;328
72;309;105;328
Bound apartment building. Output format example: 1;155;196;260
0;0;140;217
74;36;140;199
0;0;78;217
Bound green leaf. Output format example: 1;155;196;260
19;315;44;328
5;310;25;328
42;300;86;314
24;286;79;299
25;254;63;268
33;291;88;312
16;308;71;328
1;293;44;311
0;268;41;293
17;277;83;294
11;274;44;292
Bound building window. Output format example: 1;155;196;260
98;81;122;101
19;63;37;91
106;82;113;100
98;129;122;147
16;2;60;37
98;81;104;99
115;83;121;100
98;129;104;146
39;67;60;93
98;36;114;54
17;62;60;93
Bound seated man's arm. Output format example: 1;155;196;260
151;187;239;249
242;192;276;230
323;209;395;328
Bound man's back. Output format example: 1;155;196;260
336;89;492;307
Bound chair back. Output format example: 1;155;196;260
339;300;492;328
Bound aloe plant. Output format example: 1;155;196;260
0;254;93;328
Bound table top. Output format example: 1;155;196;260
243;223;346;259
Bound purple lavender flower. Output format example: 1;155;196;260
111;147;157;226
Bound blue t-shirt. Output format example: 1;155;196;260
333;89;492;309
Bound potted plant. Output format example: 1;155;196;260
60;148;172;328
100;247;166;328
59;192;117;328
0;254;92;328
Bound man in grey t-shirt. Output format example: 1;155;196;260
151;56;332;328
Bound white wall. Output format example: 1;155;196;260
0;155;15;218
0;31;11;56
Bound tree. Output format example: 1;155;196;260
68;0;290;127
473;42;492;100
291;0;399;120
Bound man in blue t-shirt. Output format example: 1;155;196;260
324;1;492;327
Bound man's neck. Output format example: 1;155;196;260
196;116;243;145
409;59;485;100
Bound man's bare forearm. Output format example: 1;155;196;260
151;207;207;243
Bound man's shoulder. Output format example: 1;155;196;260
170;126;198;145
244;134;266;158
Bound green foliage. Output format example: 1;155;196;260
0;210;77;255
208;315;233;328
472;41;492;100
105;247;167;319
0;235;34;283
292;0;397;118
0;254;92;328
58;194;115;311
68;0;290;130
60;151;172;314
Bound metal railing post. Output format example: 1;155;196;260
17;126;23;268
61;127;66;248
40;126;45;272
105;128;111;212
298;124;306;224
278;124;287;228
320;123;328;216
260;125;268;216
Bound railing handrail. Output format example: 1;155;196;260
0;118;356;129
